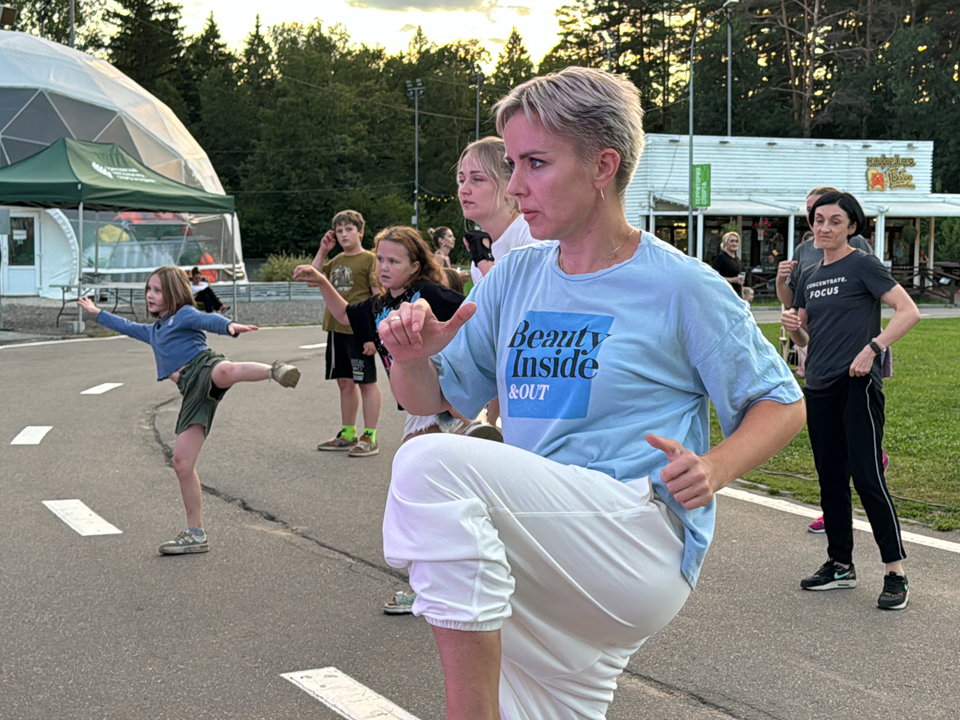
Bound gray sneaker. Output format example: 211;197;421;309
159;529;209;555
462;421;503;442
348;433;379;457
318;431;357;451
270;360;300;388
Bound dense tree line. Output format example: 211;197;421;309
12;0;960;259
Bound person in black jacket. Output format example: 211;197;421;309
710;231;745;291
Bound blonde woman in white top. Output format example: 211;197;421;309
459;137;538;286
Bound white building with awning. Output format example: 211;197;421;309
625;134;960;287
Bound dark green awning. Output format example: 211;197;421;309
0;137;234;213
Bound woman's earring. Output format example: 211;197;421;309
600;188;606;203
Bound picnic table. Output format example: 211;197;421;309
53;282;144;326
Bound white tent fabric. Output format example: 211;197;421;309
0;30;244;298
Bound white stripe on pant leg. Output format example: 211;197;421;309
863;379;906;559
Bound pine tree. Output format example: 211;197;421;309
107;0;185;98
490;28;534;95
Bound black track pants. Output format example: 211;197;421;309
805;374;906;565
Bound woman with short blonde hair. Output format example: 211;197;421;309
380;66;805;719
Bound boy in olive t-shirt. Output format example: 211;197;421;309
312;210;381;457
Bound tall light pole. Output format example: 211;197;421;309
405;78;425;230
727;6;733;136
471;64;484;142
688;0;738;256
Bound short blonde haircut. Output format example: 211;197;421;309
458;137;519;214
494;66;644;203
146;266;196;319
720;231;740;250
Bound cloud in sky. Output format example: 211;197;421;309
347;0;501;16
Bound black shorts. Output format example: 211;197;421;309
325;331;377;384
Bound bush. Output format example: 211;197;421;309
260;252;313;282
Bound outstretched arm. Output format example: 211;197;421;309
293;264;350;326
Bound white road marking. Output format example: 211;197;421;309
81;382;123;395
0;335;126;350
719;486;960;554
281;667;420;720
11;426;52;445
299;342;326;349
42;500;122;536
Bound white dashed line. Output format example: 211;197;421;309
719;486;960;554
81;382;123;395
281;667;420;720
299;343;327;349
42;500;122;536
11;426;52;445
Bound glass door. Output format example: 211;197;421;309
2;214;40;296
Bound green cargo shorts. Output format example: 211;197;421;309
175;349;229;436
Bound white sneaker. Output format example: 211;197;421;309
270;360;300;388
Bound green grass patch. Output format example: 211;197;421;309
713;318;960;531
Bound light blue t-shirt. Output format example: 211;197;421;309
96;305;233;380
435;233;802;588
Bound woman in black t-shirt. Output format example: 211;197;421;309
781;192;920;611
710;231;745;291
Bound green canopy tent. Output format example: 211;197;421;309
0;138;237;327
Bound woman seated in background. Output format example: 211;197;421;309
190;267;229;314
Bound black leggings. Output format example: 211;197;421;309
194;287;223;312
805;374;906;565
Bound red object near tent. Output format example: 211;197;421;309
199;252;218;283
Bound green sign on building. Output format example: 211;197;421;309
693;163;711;207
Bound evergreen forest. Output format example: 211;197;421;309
8;0;960;261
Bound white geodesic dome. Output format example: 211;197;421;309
0;30;244;297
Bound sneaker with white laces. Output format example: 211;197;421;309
159;529;209;555
318;431;357;451
348;432;379;457
807;515;825;533
801;560;857;590
270;360;300;388
878;572;909;610
462;421;504;442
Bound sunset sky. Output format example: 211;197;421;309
180;0;565;66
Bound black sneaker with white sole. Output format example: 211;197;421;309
877;572;909;610
800;560;857;590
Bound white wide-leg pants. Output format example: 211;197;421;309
382;434;691;719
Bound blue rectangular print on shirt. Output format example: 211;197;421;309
505;311;614;419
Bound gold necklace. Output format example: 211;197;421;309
558;228;637;273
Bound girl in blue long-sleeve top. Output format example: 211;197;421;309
78;266;300;555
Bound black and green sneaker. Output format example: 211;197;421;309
877;572;909;610
801;560;857;590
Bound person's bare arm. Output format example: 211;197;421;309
849;284;920;376
312;230;337;270
781;307;809;347
293;265;350;326
775;260;796;307
648;397;806;510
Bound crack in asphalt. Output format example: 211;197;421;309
621;668;782;719
150;397;407;582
